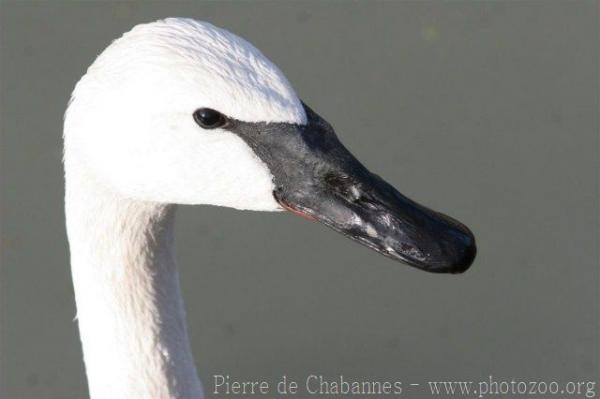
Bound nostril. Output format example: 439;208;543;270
323;172;348;186
323;172;358;200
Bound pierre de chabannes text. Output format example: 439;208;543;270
212;374;597;398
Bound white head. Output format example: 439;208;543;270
65;18;304;210
64;17;476;272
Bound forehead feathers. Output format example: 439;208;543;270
70;18;306;124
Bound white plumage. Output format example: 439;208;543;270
65;17;477;399
65;18;304;210
65;18;306;399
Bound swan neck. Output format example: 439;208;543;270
65;169;203;399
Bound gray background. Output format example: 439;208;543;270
1;1;598;398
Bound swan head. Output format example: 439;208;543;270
64;18;476;273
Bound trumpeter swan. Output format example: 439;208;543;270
64;18;475;399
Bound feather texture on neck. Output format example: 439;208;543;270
65;162;203;399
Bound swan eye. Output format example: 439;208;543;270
193;108;227;129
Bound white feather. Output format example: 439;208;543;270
65;18;305;210
64;18;306;399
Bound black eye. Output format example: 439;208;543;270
193;108;227;129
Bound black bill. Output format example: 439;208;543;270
226;103;476;273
